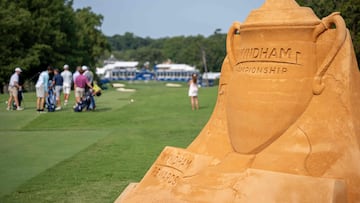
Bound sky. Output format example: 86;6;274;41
72;0;265;38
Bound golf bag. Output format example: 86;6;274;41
73;90;95;112
46;88;56;112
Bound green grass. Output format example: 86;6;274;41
0;81;218;202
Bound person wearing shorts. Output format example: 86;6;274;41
188;73;199;110
61;64;72;105
74;68;93;104
6;67;23;111
35;66;53;112
52;68;63;110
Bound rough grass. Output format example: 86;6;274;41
0;81;218;202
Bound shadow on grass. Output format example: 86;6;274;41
93;107;112;112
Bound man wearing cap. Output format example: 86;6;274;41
7;67;23;110
74;68;93;104
61;64;72;105
82;65;94;85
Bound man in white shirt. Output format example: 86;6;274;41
61;64;73;105
7;67;23;111
72;66;81;104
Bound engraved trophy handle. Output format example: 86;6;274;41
312;12;347;95
226;22;241;68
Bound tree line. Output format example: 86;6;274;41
105;31;226;73
106;1;359;73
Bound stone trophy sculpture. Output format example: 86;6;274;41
116;0;360;202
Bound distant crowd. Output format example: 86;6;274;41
6;65;101;112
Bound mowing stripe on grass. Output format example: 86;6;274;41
0;110;40;130
0;130;110;197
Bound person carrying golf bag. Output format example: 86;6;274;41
73;66;93;112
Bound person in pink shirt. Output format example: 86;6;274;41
74;68;92;103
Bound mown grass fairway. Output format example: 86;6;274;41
0;82;218;202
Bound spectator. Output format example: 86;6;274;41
35;66;53;112
6;67;23;111
188;73;199;110
73;66;81;103
52;68;63;110
82;65;94;85
61;64;72;105
74;68;93;104
15;73;24;109
73;66;81;86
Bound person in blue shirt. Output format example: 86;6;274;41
35;66;53;112
52;68;63;110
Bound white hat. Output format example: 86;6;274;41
81;65;88;71
15;67;22;72
63;64;69;69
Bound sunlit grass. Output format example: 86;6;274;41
0;81;218;202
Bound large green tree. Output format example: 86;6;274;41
0;0;109;87
297;0;360;63
73;7;110;67
0;0;31;85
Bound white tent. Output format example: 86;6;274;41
155;64;196;71
96;61;139;77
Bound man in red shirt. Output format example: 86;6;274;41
74;68;93;103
